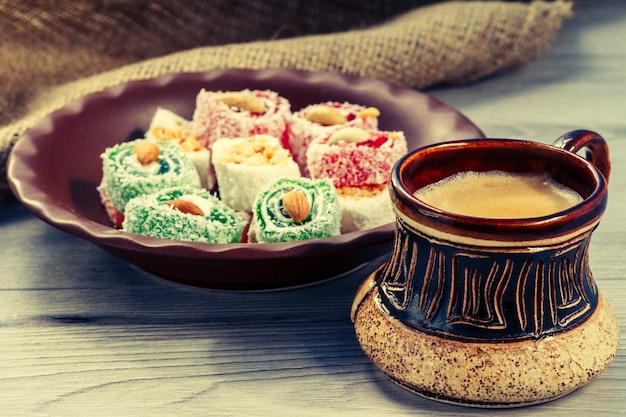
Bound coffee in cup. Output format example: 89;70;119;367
413;170;583;219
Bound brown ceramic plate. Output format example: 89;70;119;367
8;69;484;290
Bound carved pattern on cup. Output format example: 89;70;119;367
378;221;598;341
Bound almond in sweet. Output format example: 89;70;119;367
305;105;347;126
327;127;371;145
219;92;266;113
357;106;380;119
167;199;205;216
282;189;310;223
133;141;160;165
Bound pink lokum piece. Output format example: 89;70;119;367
192;89;291;150
306;127;407;188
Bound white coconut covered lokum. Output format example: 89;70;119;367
336;184;394;233
211;134;301;211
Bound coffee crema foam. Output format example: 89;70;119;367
413;170;583;219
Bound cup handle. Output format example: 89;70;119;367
552;129;611;182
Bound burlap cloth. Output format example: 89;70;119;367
0;0;573;201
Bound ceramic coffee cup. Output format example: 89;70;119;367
351;130;618;408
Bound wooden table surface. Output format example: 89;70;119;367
1;1;624;416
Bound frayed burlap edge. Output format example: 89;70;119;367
0;0;572;200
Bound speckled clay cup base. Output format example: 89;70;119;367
351;267;620;408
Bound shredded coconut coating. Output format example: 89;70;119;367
337;185;394;233
192;89;291;149
213;134;293;166
306;129;408;188
248;177;342;243
122;186;247;243
99;91;410;241
211;135;301;211
288;101;379;172
99;139;202;213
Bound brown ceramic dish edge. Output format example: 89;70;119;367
8;68;484;290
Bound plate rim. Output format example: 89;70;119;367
7;68;485;285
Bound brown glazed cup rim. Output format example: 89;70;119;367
391;137;608;240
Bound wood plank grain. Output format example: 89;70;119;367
1;1;625;415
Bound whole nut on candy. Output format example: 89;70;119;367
282;189;310;223
357;107;381;119
327;127;371;145
167;199;205;216
219;92;266;113
305;105;347;126
133;141;160;165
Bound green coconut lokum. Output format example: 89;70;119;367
249;177;342;243
99;139;201;213
122;186;247;244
